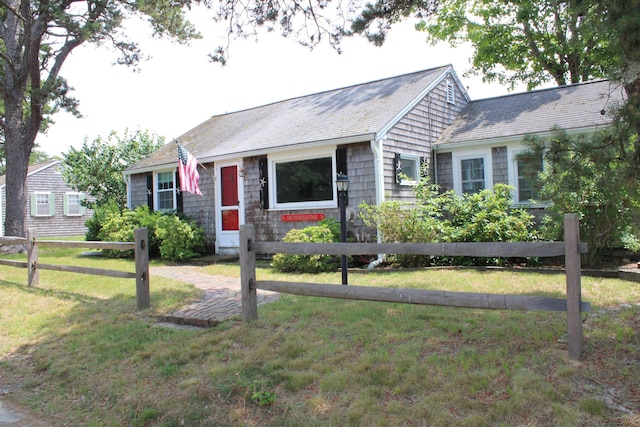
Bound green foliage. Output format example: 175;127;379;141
96;205;205;260
1;0;202;235
85;201;121;241
62;129;165;209
360;184;538;267
318;217;341;242
416;0;611;90
521;127;640;266
272;226;339;273
155;215;206;261
352;0;614;91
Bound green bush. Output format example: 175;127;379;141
85;201;120;241
96;205;205;260
318;217;341;242
155;215;206;261
360;184;539;267
272;226;338;273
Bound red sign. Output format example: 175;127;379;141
280;213;326;222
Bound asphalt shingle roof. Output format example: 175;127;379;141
436;79;626;146
0;160;59;188
127;66;452;172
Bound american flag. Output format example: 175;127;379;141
177;143;202;196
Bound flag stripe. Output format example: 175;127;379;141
177;143;202;196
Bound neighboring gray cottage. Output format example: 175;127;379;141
0;160;93;237
124;66;625;254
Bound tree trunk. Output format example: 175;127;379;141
4;99;35;238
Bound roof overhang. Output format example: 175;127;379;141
123;132;378;176
433;125;606;152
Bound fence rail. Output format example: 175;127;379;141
0;228;150;309
240;214;589;360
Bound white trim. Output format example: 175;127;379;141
154;169;177;212
452;151;493;195
268;146;338;210
508;146;550;208
434;126;605;152
215;159;245;255
123;134;375;177
398;154;421;186
378;67;453;139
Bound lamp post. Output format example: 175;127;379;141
336;173;349;285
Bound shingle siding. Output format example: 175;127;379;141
384;77;468;201
435;152;453;192
242;143;377;246
3;162;94;237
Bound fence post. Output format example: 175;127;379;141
27;228;39;287
240;224;258;323
564;214;582;360
134;227;150;310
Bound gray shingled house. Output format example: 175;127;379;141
1;160;93;237
124;65;468;254
124;66;624;254
434;79;625;207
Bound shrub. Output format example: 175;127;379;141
84;201;120;241
96;206;205;260
155;215;206;261
272;226;338;273
360;184;539;267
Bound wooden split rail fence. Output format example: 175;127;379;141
240;214;590;360
0;228;150;309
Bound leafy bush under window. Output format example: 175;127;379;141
360;184;539;267
271;226;338;273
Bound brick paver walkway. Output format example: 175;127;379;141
151;266;279;327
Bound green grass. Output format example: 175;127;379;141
1;249;639;426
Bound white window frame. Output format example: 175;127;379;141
452;151;492;195
268;146;337;210
155;170;177;211
64;192;83;216
509;147;548;207
32;192;55;217
398;154;421;186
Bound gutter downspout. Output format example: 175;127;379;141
368;138;386;269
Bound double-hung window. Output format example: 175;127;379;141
516;154;543;204
270;149;336;209
31;192;55;216
156;171;176;211
460;158;485;194
64;193;84;216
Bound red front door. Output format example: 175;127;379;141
220;166;239;231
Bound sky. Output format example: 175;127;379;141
36;10;522;157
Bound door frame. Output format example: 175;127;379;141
215;160;245;254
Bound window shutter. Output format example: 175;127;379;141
175;170;183;212
63;194;69;216
48;193;55;216
79;193;86;215
395;153;402;183
146;174;154;211
30;193;37;216
336;148;348;205
259;158;269;209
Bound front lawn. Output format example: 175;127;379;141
0;246;639;426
